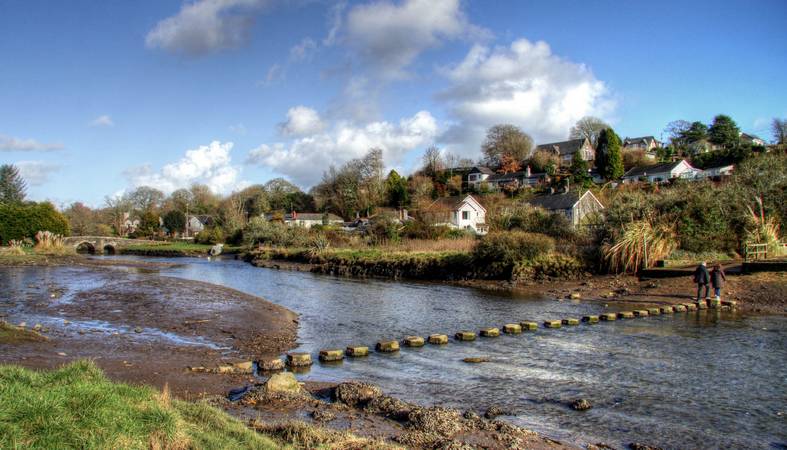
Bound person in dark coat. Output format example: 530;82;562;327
693;261;710;302
710;264;726;300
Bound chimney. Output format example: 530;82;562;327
526;165;531;177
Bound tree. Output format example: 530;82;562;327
408;175;434;209
0;201;69;244
772;118;786;145
63;202;97;236
136;210;160;237
707;114;740;149
497;154;522;174
162;210;186;235
129;186;164;213
422;146;444;177
682;121;708;143
385;170;409;207
481;124;533;167
0;164;27;204
570;150;591;187
596;128;624;180
569;116;609;148
664;120;691;148
529;150;560;175
264;178;301;211
168;188;194;212
189;184;220;214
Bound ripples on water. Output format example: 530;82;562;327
3;257;785;449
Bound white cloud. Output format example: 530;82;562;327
322;1;346;46
345;0;486;78
0;134;63;152
145;0;268;56
89;115;114;127
15;161;61;186
247;110;438;186
289;37;317;62
125;141;243;194
439;38;614;153
278;106;325;137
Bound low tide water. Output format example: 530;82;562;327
3;257;786;449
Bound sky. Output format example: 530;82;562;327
1;0;785;206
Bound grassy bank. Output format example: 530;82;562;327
0;322;48;344
120;242;242;257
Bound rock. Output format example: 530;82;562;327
633;310;649;317
33;323;42;331
334;382;382;407
311;408;336;422
484;406;505;419
562;318;580;326
134;327;142;333
570;292;582;300
582;315;600;324
318;349;344;362
215;365;234;374
232;361;254;373
618;311;635;319
57;352;67;356
428;334;449;345
503;323;522;334
345;346;369;357
227;385;252;401
571;398;592;411
629;443;664;450
402;336;425;347
543;320;562;328
455;331;476;341
63;320;70;325
407;406;463;436
462;410;480;421
209;244;224;256
462;356;490;364
366;395;414;420
258;358;284;371
18;322;26;328
264;372;301;394
519;321;538;331
376;340;400;352
479;327;500;337
286;352;313;367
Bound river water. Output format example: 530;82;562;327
4;257;786;449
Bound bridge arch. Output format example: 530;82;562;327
75;241;96;254
102;244;116;255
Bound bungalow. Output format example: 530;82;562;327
526;189;605;227
420;194;488;235
700;164;735;179
486;166;549;190
535;138;595;164
186;215;213;236
466;166;495;189
622;136;662;152
621;160;698;183
265;212;344;229
740;132;766;146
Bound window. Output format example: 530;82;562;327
462;211;469;220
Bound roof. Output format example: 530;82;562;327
487;171;547;182
469;166;495;175
189;215;214;225
527;190;603;211
622;160;689;178
266;212;343;221
424;194;486;212
740;132;764;142
535;138;589;156
623;136;658;145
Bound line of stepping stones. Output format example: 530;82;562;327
283;299;736;368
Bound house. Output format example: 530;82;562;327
526;189;605;227
621;160;699;183
186;215;214;236
622;136;662;151
535;138;595;164
485;166;549;190
466;166;495;189
420;194;488;235
700;164;735;179
122;212;139;235
740;132;766;146
265;212;344;229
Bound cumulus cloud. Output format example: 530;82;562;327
439;39;614;152
247;110;438;186
345;0;486;78
15;161;61;186
145;0;268;56
278;106;325;137
89;115;114;127
0;134;63;152
125;141;243;194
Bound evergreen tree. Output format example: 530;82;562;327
0;164;27;204
596;128;624;180
570;150;591;187
708;114;740;149
384;169;409;208
681;121;708;143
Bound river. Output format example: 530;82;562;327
3;256;786;449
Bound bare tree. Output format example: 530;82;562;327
772;118;787;145
481;124;533;167
422;146;444;176
569;116;609;148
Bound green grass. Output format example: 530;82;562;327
120;242;244;256
0;361;279;449
0;322;48;344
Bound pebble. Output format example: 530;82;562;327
57;352;67;356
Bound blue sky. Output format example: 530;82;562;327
1;0;785;206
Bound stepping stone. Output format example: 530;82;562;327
428;334;449;345
709;299;722;308
721;300;737;308
673;305;687;312
345;346;369;357
463;356;489;364
659;306;674;314
286;352;313;367
258;358;284;371
319;349;344;362
685;303;698;311
232;361;254;373
695;302;707;310
647;308;660;315
375;340;400;352
455;331;476;341
520;321;538;331
600;313;617;321
503;323;522;334
543;320;562;329
582;315;599;324
633;310;649;317
618;311;635;319
480;327;500;337
402;336;425;347
562;318;580;326
570;292;582;300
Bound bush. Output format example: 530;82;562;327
364;217;401;245
513;253;585;280
0;201;70;244
502;206;576;240
243;217;311;247
195;227;224;245
473;231;555;278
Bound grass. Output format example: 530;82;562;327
0;360;280;450
0;322;48;344
120;242;243;256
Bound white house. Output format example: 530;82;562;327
621;160;698;183
466;166;495;189
700;164;735;178
186;215;213;236
265;212;344;229
526;189;605;227
421;194;488;235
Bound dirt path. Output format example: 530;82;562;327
0;261;298;398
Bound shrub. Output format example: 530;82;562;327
473;231;555;279
195;227;224;245
243;217;311;247
501;206;576;240
603;220;678;273
0;201;70;244
513;253;585;280
365;217;401;245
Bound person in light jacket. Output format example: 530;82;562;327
710;264;726;300
693;261;710;302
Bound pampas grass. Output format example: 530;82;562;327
603;220;678;273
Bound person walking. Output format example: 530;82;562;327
710;264;726;300
693;261;710;303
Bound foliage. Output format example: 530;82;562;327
497;154;522;174
62;202;101;236
162;210;186;235
0;360;280;449
603;220;678;273
772;118;786;145
481;124;533;166
243;217;311;247
596;128;624;180
33;231;70;255
690;144;753;169
194;226;224;245
622;149;654;170
570;150;591;187
128;186;164;212
494;205;576;241
529;150;560;175
0;201;70;244
569;116;609;147
513;253;585;280
743;197;784;257
707;114;740;149
473;231;555;265
314;148;385;218
364;216;401;245
0;164;27;204
136;210;160;237
385;169;409;207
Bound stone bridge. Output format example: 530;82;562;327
63;236;159;255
